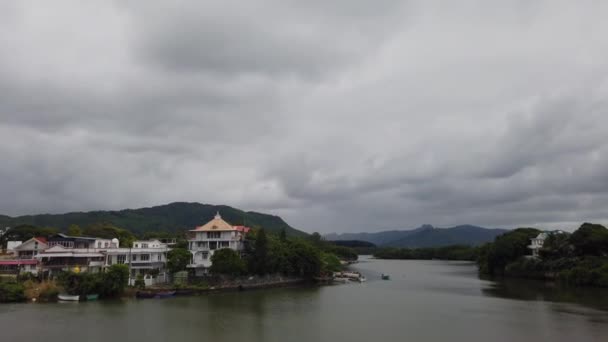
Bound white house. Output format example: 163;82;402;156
36;234;118;275
0;237;48;275
528;232;548;258
187;212;250;276
104;240;171;286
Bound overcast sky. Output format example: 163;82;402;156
1;1;607;233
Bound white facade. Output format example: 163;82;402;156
187;212;250;276
528;232;548;258
105;240;170;286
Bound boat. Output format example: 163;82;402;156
342;271;366;282
58;294;80;301
85;294;99;301
381;274;390;280
333;276;350;283
154;291;176;299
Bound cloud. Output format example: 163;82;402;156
0;1;607;234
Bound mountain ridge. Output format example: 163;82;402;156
325;224;508;248
0;202;308;237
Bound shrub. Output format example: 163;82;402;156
0;281;26;303
134;274;145;289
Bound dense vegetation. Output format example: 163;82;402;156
373;245;478;261
57;264;130;297
0;202;307;238
207;229;355;279
0;280;26;303
477;223;608;287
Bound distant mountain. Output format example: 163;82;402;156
324;224;433;246
0;202;307;237
325;224;508;248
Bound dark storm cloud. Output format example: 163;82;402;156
1;1;607;233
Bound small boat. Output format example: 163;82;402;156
381;274;390;280
342;271;366;282
58;294;80;301
86;294;99;301
333;277;350;283
154;291;176;299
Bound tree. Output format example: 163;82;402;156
288;239;322;278
100;264;129;297
477;228;541;275
251;228;269;275
210;248;246;276
67;224;82;236
310;232;323;248
279;228;287;242
83;222;135;248
570;223;608;256
167;248;191;274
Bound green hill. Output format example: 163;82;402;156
326;224;508;248
0;202;307;237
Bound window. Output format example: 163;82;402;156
104;242;109;248
220;241;229;248
207;232;221;239
140;254;150;261
97;242;101;248
202;252;209;260
158;254;161;261
117;255;126;264
132;254;137;261
142;243;148;248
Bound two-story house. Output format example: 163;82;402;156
104;239;171;286
35;234;119;275
187;212;250;276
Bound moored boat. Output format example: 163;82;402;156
58;294;80;301
381;274;390;280
86;294;99;301
154;291;176;299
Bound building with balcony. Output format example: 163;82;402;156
36;234;119;275
187;212;250;276
104;240;171;286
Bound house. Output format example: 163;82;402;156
35;234;118;275
0;237;48;275
12;237;48;259
528;232;548;257
0;259;38;275
187;212;250;276
6;241;23;256
104;240;171;286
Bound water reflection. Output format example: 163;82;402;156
481;276;608;312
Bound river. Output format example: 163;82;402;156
2;257;608;342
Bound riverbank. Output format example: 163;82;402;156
143;274;308;296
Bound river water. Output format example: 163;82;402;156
2;257;608;342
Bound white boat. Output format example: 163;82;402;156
341;271;366;282
58;294;80;301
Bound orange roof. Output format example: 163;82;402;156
190;212;243;232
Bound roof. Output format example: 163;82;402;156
13;237;49;251
36;252;104;258
190;212;249;232
233;226;251;233
34;237;47;244
0;260;38;265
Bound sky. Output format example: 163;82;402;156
1;1;607;234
